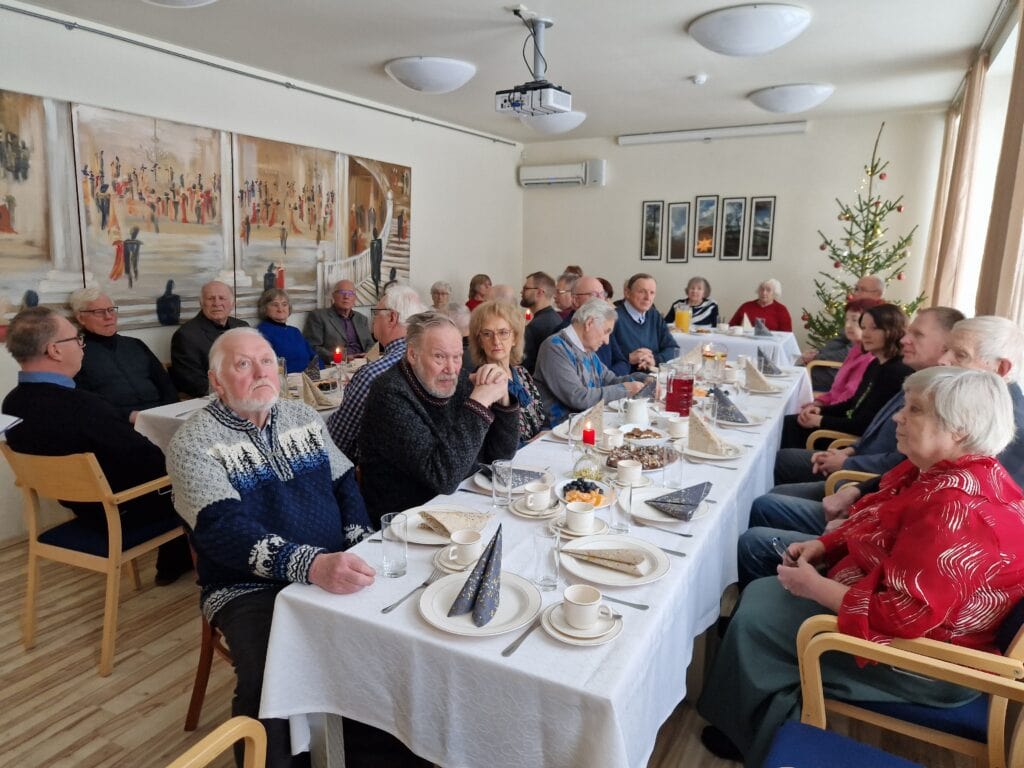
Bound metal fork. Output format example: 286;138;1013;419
631;518;694;537
381;566;445;613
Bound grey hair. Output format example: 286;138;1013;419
903;367;1015;456
6;306;62;363
256;288;290;321
857;275;885;295
572;298;618;328
68;287;106;314
383;284;427;324
208;327;271;375
759;278;782;298
557;273;580;290
430;281;453;296
446;303;471;334
405;310;460;350
687;276;711;297
952;316;1024;384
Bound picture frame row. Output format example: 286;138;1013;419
640;196;775;263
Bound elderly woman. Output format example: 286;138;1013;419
255;288;319;373
430;281;452;311
468;301;545;446
466;273;492;311
665;276;719;327
698;367;1024;767
729;277;792;331
533;299;652;425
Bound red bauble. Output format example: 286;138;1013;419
897;272;905;281
833;261;842;268
896;204;904;212
846;294;854;301
819;243;827;251
879;172;887;180
801;312;810;321
804;322;810;329
873;200;881;208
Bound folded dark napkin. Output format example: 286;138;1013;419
710;387;748;424
757;347;782;375
643;482;712;521
304;356;321;380
754;318;774;338
481;464;546;489
448;525;502;626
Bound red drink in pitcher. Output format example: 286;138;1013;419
666;366;695;415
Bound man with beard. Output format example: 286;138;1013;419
519;270;561;372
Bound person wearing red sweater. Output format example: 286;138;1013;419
728;278;793;331
698;367;1024;767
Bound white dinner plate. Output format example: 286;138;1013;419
418;572;541;637
559;534;671;587
550;420;573;441
548;514;610;539
556;479;614;509
509;497;563;520
682;442;746;461
744;384;783;395
402;505;489;546
628;486;711;524
619;424;670;447
604;447;680;475
472;465;552;495
541;603;623;646
716;414;768;428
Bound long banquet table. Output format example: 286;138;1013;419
670;329;801;368
259;370;813;768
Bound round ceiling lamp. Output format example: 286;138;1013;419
517;111;587;135
689;4;811;56
384;57;476;94
748;83;834;113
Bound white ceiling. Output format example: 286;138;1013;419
16;0;1006;142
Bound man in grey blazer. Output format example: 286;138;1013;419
304;279;373;363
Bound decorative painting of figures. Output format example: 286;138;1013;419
0;89;50;327
72;104;225;326
234;134;337;312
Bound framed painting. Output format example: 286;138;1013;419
666;202;690;263
694;194;718;258
719;197;746;261
73;104;226;327
748;195;776;261
640;200;663;261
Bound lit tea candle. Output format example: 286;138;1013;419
525;308;533;321
582;420;596;445
333;347;343;364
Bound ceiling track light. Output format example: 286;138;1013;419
617;121;806;146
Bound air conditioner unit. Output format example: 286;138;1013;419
518;159;606;188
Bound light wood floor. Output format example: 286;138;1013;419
0;538;971;768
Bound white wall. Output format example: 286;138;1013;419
520;112;945;348
0;6;525;541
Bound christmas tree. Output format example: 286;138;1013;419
802;122;925;348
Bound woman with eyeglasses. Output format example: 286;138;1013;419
467;301;545;445
256;288;320;373
69;287;178;423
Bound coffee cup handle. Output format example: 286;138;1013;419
447;546;459;562
597;604;614;620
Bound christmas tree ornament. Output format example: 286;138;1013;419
896;204;904;212
879;172;887;180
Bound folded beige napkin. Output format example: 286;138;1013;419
563;547;647;576
419;509;491;537
570;399;605;439
302;374;339;408
688;411;727;456
743;358;774;392
741;313;753;331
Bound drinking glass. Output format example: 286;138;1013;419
532;529;560;591
610;480;631;535
491;459;513;508
380;512;407;578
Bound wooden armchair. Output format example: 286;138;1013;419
805;428;858;451
806;359;843;398
166;716;266;768
824;469;878;495
796;599;1024;768
1;443;185;676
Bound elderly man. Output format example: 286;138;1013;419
3;307;191;585
70;287;178;423
327;284;425;462
556;275;619;369
166;328;424;768
554;271;578;319
520;270;561;372
358;311;519;522
304;279;373;364
610;273;678;374
170;280;248;397
801;275;885;388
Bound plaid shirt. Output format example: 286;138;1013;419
327;337;407;462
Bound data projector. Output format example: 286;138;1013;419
495;80;572;116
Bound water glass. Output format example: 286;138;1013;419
664;443;685;489
699;394;718;425
532;529;560;591
491;459;513;508
610;480;631;534
380;512;407;578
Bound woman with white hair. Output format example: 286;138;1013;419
728;277;792;331
533;299;652;425
429;281;452;311
698;366;1024;767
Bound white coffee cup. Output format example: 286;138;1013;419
562;584;614;630
564;501;595;533
525;481;554;511
731;326;743;336
717;323;729;333
447;529;483;565
616;459;642;486
602;428;624;450
666;416;687;438
723;366;738;384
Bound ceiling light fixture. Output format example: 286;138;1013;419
518;110;587;134
688;4;811;56
617;121;806;146
748;83;834;113
142;0;219;7
384;56;476;94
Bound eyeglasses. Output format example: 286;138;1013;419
333;289;356;297
370;307;394;317
478;329;512;341
574;290;607;300
79;306;119;317
556;289;571;296
52;332;85;348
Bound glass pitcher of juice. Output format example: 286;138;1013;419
674;305;692;333
666;362;696;416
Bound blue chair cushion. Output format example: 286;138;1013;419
38;513;180;557
854;693;987;742
763;721;924;768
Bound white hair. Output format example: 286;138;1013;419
208;327;270;375
952;316;1024;384
446;303;471;334
430;281;453;295
383;284;427;324
759;278;782;298
68;287;106;314
903;367;1015;456
572;298;618;327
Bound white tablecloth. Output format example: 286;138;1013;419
259;372;813;768
670;330;801;368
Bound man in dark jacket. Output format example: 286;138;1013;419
170;280;248;397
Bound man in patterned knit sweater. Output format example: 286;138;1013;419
167;328;427;768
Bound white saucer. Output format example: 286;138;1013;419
683;442;746;461
509;497;563;520
547;602;618;639
548;515;610;539
431;546;479;574
608;475;652;489
539;603;623;647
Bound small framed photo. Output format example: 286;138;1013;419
694;195;719;258
666;202;690;263
748;196;776;261
641;200;664;260
719;197;746;261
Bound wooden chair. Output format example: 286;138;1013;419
184;616;233;731
806;359;843;397
167;716;266;768
1;443;185;676
824;469;878;495
796;599;1024;768
805;428;859;451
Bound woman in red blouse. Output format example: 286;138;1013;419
728;277;793;331
698;366;1024;767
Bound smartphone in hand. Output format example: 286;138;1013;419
770;536;797;567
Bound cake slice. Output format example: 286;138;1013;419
688;412;728;455
744;358;775;392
